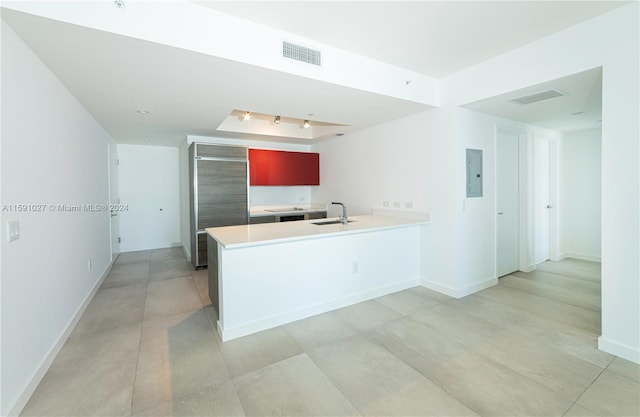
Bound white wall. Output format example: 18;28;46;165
249;186;313;207
312;109;462;294
179;140;191;259
118;144;181;252
560;128;601;261
312;111;437;217
311;104;567;298
443;3;639;362
1;21;113;416
456;109;505;294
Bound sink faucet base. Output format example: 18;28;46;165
331;202;348;224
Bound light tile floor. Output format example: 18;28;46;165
21;252;639;416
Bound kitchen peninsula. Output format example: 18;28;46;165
207;210;431;341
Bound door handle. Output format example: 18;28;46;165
110;212;118;217
497;212;504;215
546;205;552;209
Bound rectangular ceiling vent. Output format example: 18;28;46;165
509;89;567;105
282;41;321;66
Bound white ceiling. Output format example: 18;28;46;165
463;67;603;132
2;2;625;146
196;1;625;78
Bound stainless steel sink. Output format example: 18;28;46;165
311;219;354;225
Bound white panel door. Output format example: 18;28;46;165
534;138;550;264
496;131;519;277
108;142;120;260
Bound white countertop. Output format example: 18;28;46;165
207;214;430;249
250;204;327;217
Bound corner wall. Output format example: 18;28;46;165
312;108;461;293
1;21;113;415
559;128;602;261
441;3;639;362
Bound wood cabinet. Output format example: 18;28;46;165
249;215;277;224
189;143;248;268
306;211;327;220
249;149;319;186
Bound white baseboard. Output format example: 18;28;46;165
119;241;183;253
8;261;113;417
182;243;191;260
559;252;601;263
598;336;640;364
420;280;458;298
421;277;498;299
219;278;419;342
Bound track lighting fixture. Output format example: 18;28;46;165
303;120;310;128
244;111;251;121
274;115;281;124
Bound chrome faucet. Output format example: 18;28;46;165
331;202;348;224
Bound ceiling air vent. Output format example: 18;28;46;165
282;41;321;66
509;89;567;105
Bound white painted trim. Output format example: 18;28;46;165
182;243;191;261
218;278;419;341
598;336;640;364
457;277;499;298
558;252;601;263
8;261;113;417
420;280;458;298
421;276;498;299
119;241;183;253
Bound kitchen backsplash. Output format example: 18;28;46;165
249;186;313;206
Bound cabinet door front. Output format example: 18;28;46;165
249;149;270;185
197;159;248;229
249;149;319;186
300;152;319;185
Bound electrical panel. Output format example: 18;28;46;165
466;149;483;198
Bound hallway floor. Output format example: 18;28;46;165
21;251;639;416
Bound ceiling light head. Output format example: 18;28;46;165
114;0;125;8
244;111;251;121
274;115;281;124
136;109;149;115
303;120;310;128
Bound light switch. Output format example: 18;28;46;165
8;220;20;242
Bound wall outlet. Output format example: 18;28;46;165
352;261;359;274
7;220;20;242
393;201;401;208
404;201;414;209
382;201;390;207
